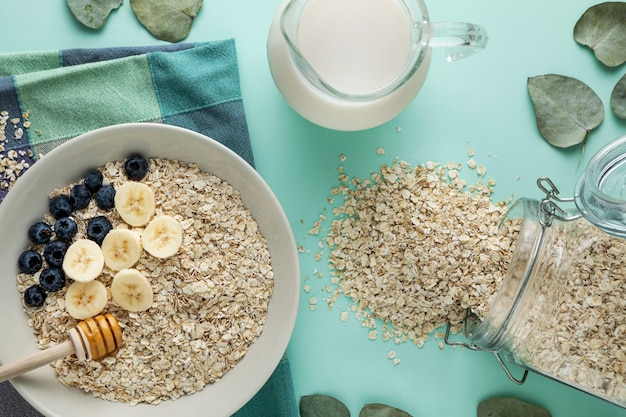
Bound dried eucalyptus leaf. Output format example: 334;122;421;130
574;2;626;67
359;403;413;417
130;0;203;43
527;74;604;148
478;397;552;417
611;72;626;118
300;395;350;417
66;0;123;29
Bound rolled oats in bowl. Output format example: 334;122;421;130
17;157;274;405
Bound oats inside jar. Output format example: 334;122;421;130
16;157;274;405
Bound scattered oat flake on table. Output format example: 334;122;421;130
340;311;349;322
0;109;34;192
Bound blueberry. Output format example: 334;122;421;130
84;169;104;194
69;184;91;210
95;185;116;210
124;153;149;181
28;221;53;245
39;267;66;292
87;216;113;245
18;250;43;274
54;217;78;241
23;285;46;307
43;240;69;268
49;195;72;219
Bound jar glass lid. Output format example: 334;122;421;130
574;134;626;238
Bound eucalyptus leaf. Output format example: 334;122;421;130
66;0;123;29
573;2;626;67
477;397;552;417
130;0;203;43
611;72;626;118
527;74;604;148
300;395;350;417
359;403;413;417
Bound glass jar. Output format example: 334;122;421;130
448;136;626;408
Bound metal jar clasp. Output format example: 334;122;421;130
443;311;528;385
536;177;582;226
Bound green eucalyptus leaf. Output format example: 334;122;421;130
611;72;626;118
130;0;203;43
527;74;604;148
359;403;413;417
300;395;350;417
66;0;123;29
573;2;626;67
478;397;552;417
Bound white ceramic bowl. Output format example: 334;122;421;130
0;123;300;417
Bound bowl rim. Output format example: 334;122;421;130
0;122;300;417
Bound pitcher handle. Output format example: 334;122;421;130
427;22;488;62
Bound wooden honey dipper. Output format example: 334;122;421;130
0;313;122;382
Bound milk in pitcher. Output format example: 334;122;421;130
297;0;413;96
268;0;487;130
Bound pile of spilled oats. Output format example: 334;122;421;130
303;153;519;349
302;150;626;402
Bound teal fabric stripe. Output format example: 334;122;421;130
15;55;161;148
60;44;195;67
164;102;254;166
148;40;243;118
233;354;298;417
0;50;61;77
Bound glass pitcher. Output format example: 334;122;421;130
267;0;488;131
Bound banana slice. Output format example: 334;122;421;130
63;239;105;282
141;215;183;258
101;228;142;271
65;280;108;320
111;268;153;312
114;182;156;227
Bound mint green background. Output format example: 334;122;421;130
1;1;625;416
